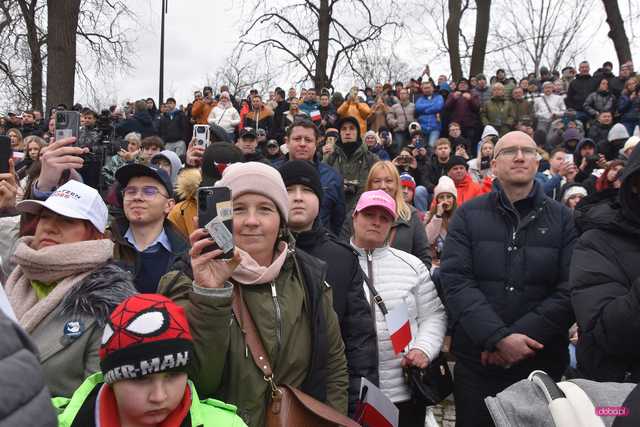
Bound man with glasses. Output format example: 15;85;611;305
440;131;576;427
112;163;189;293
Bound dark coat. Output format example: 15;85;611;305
565;74;597;111
293;222;378;415
0;310;57;426
159;110;189;143
440;181;576;379
444;91;481;129
584;90;616;118
114;111;157;139
570;145;640;382
111;218;190;293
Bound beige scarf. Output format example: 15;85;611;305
5;237;115;333
232;241;289;285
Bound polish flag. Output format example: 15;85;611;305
357;378;399;427
310;109;322;122
386;302;412;354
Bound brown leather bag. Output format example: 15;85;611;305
231;286;360;427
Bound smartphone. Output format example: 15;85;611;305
55;110;81;140
193;125;210;147
0;136;11;173
197;186;234;258
565;153;574;164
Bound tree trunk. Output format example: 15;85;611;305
315;0;330;89
602;0;632;65
446;0;463;81
17;0;43;111
46;0;81;111
469;0;491;78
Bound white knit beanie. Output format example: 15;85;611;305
434;176;458;200
216;162;289;221
562;186;588;204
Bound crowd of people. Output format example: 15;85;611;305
0;57;639;427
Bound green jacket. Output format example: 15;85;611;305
325;143;379;212
53;372;247;427
481;96;516;136
158;250;349;427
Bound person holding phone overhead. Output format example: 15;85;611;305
158;162;349;427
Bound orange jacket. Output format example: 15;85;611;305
191;100;216;124
455;173;489;205
337;100;371;134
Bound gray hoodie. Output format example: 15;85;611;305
151;150;182;187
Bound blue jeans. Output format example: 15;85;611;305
425;129;440;149
413;185;431;212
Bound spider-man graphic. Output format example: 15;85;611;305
99;294;193;383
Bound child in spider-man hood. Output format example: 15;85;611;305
52;294;247;426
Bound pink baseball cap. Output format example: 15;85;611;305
354;190;397;220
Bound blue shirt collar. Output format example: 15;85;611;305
124;227;172;253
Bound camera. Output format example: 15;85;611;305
586;154;599;164
344;180;360;195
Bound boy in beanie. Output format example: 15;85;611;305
279;160;377;416
446;155;488;205
53;294;246;426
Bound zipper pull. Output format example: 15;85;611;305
271;281;277;298
245;344;248;358
366;250;373;262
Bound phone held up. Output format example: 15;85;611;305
193;125;210;147
197;186;234;259
54;111;81;141
0;135;11;174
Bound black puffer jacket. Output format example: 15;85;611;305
440;181;576;379
293;221;378;415
565;74;596;111
583;90;616;118
0;310;57;427
570;145;640;382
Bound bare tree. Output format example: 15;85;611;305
0;0;135;111
491;0;595;77
602;0;633;65
469;0;491;77
238;0;401;90
205;48;276;99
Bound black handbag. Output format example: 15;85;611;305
404;356;454;406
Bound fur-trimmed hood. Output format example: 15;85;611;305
175;168;202;201
61;263;136;326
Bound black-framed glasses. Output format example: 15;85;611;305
495;146;538;159
123;186;169;200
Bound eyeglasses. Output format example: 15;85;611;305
495;146;538;159
123;186;169;200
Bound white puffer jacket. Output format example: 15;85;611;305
207;104;240;133
353;244;447;403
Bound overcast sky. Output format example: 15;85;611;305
77;0;638;108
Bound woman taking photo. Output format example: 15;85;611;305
350;189;446;426
425;176;458;266
467;138;495;182
4;180;135;397
160;162;348;427
341;160;431;268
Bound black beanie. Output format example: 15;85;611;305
201;142;244;186
279;160;323;201
446;155;469;172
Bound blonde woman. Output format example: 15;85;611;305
341;160;431;267
7;128;24;151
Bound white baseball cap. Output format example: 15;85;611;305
17;180;108;233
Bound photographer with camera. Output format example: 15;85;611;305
574;138;606;185
336;86;372;134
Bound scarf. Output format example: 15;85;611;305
5;237;114;333
232;241;288;285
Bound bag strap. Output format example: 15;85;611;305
231;285;279;396
362;250;389;316
542;96;553;115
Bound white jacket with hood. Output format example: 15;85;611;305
207;104;241;133
352;243;447;403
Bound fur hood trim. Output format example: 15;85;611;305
61;263;136;326
176;168;202;200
